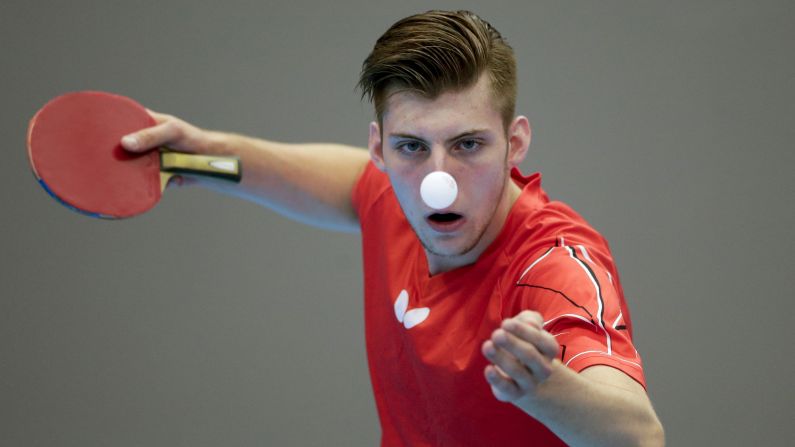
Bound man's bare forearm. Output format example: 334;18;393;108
521;364;664;446
201;131;369;231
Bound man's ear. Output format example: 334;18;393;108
368;121;387;172
507;116;531;169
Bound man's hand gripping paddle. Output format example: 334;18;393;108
26;91;241;218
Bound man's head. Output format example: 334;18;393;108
358;10;531;273
358;10;517;130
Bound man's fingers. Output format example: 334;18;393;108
164;175;199;189
491;329;553;381
515;310;544;328
145;108;172;124
121;120;184;153
502;319;559;359
482;339;537;390
484;364;521;402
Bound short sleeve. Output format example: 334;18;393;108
351;161;391;221
507;244;646;389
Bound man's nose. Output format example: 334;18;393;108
428;145;451;172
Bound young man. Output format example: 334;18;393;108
122;10;664;446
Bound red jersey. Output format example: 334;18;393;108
352;163;645;446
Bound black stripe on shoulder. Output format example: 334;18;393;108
516;284;595;323
569;247;606;330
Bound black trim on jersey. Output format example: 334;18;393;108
560;344;567;362
616;325;627;330
515;284;595;324
569;247;607;331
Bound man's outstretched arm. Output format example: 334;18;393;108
121;110;370;232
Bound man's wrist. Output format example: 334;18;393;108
514;359;570;418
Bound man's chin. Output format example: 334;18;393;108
410;218;488;261
420;236;478;259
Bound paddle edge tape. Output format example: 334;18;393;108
26;103;43;180
35;177;116;219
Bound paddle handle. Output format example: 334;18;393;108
159;149;242;182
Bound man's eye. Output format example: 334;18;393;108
459;139;481;151
399;141;424;153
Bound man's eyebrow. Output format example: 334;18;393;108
388;129;491;144
388;133;427;143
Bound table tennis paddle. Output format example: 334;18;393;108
27;91;241;219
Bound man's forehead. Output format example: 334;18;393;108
381;79;503;137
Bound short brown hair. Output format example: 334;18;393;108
358;10;517;128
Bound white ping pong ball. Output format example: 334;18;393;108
420;171;458;210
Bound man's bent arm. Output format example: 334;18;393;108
121;111;370;232
483;311;665;446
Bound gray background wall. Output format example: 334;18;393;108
2;0;793;445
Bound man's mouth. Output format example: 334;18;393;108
428;213;461;223
426;213;465;232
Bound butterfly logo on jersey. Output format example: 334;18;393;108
394;289;430;329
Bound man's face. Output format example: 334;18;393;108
368;75;530;270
